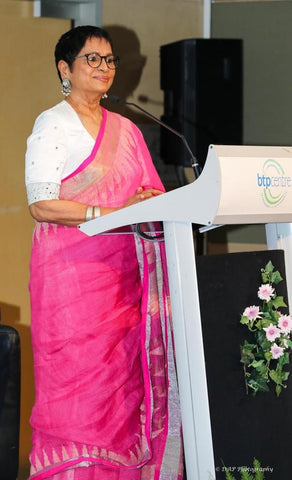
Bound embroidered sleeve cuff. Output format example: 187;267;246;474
26;182;60;205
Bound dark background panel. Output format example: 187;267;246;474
196;250;292;479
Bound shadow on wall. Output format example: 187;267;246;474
0;301;34;479
102;26;180;191
102;25;151;124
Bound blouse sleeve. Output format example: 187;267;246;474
25;110;67;205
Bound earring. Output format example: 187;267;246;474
102;93;108;99
61;78;71;97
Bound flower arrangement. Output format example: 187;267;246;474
240;261;292;396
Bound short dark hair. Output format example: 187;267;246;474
54;25;114;82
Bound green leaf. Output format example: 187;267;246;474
264;350;272;361
249;359;268;378
271;296;287;309
255;330;271;351
261;261;274;282
270;310;280;322
253;458;264;480
250;359;265;368
261;272;269;283
278;352;290;367
269;369;282;385
241;348;255;365
241;315;251;325
247;374;269;394
265;260;274;273
221;461;237;480
225;471;237;480
276;384;282;397
254;319;263;329
243;340;256;350
259;318;273;329
270;270;283;285
261;308;272;317
262;310;273;321
241;469;254;480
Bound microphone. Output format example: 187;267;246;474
108;95;201;179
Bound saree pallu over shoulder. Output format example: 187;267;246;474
59;108;163;207
29;108;183;479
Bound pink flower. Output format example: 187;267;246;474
258;284;275;301
242;305;262;321
263;323;281;342
278;314;292;334
270;343;285;359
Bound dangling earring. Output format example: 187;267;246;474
61;78;71;97
102;93;108;99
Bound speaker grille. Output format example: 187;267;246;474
160;39;243;167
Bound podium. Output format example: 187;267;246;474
79;144;292;479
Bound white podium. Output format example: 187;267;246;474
79;144;292;480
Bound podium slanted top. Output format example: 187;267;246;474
79;144;292;236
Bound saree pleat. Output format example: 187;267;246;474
28;109;183;480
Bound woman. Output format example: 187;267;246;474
25;26;183;480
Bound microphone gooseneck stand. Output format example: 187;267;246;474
108;95;202;180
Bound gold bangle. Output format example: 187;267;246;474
85;206;93;222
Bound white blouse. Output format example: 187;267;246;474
25;101;95;205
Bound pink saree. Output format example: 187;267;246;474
28;109;183;480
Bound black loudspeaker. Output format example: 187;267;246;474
160;39;243;167
0;324;20;480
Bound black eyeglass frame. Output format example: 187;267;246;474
74;52;119;70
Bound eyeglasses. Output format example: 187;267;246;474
74;52;119;70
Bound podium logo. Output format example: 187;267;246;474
257;159;291;207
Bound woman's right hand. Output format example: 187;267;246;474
122;186;164;208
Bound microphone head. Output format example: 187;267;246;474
108;95;124;104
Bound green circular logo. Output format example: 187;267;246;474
262;159;286;207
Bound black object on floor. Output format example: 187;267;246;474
0;322;21;480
